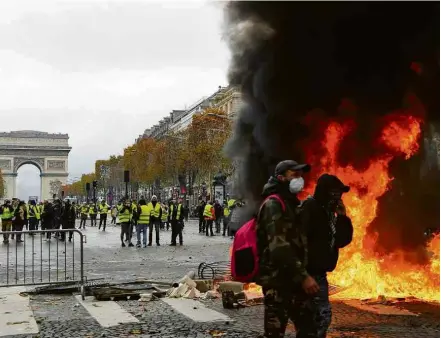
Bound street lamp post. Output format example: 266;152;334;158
124;170;130;199
85;183;91;203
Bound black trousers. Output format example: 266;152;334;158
14;222;24;241
170;220;183;245
120;222;131;243
99;214;107;230
205;219;214;236
149;219;160;245
90;214;97;226
111;216;116;224
223;217;229;236
60;221;74;241
199;218;205;233
215;217;221;233
42;219;53;239
80;216;87;229
29;217;38;231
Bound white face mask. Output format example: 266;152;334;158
289;177;304;194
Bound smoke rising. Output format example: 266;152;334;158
223;2;439;250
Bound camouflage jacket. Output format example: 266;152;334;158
256;177;309;290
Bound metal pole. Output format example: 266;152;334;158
125;182;128;199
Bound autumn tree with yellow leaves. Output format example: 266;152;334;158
65;107;233;200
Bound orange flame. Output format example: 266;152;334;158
310;117;440;301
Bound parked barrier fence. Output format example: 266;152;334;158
0;229;87;298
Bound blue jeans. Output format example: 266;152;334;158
136;223;148;245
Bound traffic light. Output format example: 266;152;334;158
85;183;91;191
93;180;98;188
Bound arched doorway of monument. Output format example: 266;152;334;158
16;163;42;203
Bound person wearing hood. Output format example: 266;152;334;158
296;174;353;338
147;195;162;246
256;160;317;338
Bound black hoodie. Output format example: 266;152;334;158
300;174;353;274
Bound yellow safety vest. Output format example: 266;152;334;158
99;204;109;213
81;206;88;214
89;206;97;215
224;207;230;217
28;205;40;219
161;208;168;221
203;204;213;219
149;202;161;218
138;205;151;224
169;204;182;220
227;199;236;208
119;208;131;223
1;206;13;220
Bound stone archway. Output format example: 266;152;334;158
0;131;71;201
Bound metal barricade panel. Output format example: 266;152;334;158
0;229;85;288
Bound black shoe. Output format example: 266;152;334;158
169;243;176;246
148;243;152;247
156;243;160;246
68;238;72;242
179;243;183;246
128;242;134;247
121;242;126;247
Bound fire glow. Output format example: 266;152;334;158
308;116;440;301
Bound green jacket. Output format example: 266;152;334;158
256;176;308;290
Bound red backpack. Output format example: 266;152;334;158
230;194;286;283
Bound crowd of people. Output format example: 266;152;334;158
0;198;76;244
193;196;243;237
0;194;239;248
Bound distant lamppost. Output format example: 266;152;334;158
92;180;98;204
124;170;130;199
85;183;91;203
201;182;207;202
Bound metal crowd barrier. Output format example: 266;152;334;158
198;261;231;280
0;229;87;299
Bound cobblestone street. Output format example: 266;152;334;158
0;220;439;338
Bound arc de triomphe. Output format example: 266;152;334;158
0;131;71;201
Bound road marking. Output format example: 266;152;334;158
162;298;232;322
0;287;39;337
75;295;139;327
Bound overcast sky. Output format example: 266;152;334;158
0;0;230;199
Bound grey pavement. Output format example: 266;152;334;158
0;220;439;338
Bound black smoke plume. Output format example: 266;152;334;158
223;2;439;253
